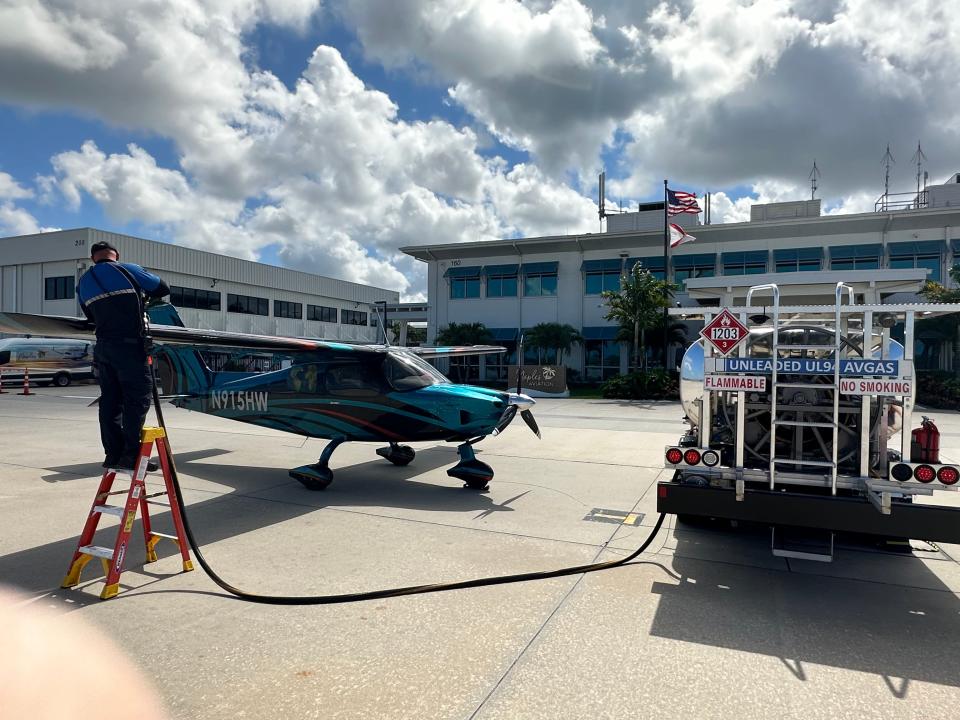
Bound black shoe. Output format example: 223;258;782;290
102;455;120;469
111;457;160;474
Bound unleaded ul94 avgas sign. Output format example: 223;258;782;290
699;309;749;356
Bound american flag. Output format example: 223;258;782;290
666;188;701;216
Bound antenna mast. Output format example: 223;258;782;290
911;141;927;208
881;144;895;211
808;160;821;200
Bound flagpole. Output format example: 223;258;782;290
662;178;669;370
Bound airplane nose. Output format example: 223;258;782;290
506;392;536;410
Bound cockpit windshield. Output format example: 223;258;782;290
383;352;450;391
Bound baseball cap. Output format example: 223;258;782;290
90;241;119;259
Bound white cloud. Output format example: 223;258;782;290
0;172;34;201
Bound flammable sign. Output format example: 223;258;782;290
700;309;749;356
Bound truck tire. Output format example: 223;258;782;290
53;372;71;387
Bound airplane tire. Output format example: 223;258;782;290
388;446;415;466
462;477;490;491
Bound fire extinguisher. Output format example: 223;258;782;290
911;416;940;463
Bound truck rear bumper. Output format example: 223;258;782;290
656;482;960;544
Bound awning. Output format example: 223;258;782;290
889;240;943;257
580;258;622;272
627;256;665;272
830;244;882;260
582;326;620;340
443;265;482;278
722;250;768;265
488;327;519;341
774;247;822;262
482;264;519;277
521;261;559;275
673;253;716;269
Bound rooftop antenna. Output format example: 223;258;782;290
911;141;927;207
808;160;821;200
881;144;895;211
598;170;606;228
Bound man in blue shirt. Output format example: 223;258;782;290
77;241;170;472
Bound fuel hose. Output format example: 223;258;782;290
149;363;667;605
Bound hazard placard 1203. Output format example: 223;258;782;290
699;309;749;356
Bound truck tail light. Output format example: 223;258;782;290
937;466;959;486
683;449;702;465
914;464;936;483
665;448;683;464
890;463;913;482
701;449;720;467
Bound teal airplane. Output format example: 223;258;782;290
0;305;539;491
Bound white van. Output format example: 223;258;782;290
0;337;94;387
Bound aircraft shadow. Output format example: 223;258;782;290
39;449;232;483
648;519;960;694
0;445;517;601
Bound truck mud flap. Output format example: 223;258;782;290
657;482;960;544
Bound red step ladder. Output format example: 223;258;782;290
62;426;194;600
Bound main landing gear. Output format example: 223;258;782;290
289;437;345;491
376;442;416;466
447;440;493;491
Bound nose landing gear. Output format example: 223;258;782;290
447;441;493;491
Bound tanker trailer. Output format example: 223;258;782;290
656;283;960;560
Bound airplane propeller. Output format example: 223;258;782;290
514;333;540;439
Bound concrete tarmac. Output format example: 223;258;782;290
1;388;959;719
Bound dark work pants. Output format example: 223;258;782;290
94;339;152;463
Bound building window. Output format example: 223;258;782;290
227;293;269;316
342;309;367;326
830;244;881;271
169;286;221;311
774;248;822;273
722;251;767;276
44;276;75;300
521;262;559;297
448;356;481;382
584;271;621;295
450;277;481;299
673;254;716;283
485;265;519;297
889;241;943;282
274;300;302;319
307;304;338;323
584;339;620;381
484;341;517;381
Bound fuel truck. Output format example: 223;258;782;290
656;283;960;560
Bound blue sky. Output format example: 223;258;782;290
0;1;954;298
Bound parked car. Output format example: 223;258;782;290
0;337;94;387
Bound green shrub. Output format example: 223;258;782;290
600;369;679;400
917;371;960;410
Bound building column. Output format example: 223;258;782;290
399;320;408;346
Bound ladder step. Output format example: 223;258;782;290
772;458;836;468
146;500;170;508
776;345;838;352
79;545;115;559
776;382;838;389
92;504;125;518
774;420;836;428
149;532;179;541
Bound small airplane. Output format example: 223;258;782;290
0;305;539;491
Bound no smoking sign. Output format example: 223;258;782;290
700;309;749;356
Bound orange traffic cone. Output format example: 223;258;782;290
19;368;32;396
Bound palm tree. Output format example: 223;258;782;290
601;263;674;372
919;266;960;368
435;322;493;381
525;322;582;366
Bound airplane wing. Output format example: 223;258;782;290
408;345;506;358
0;312;382;354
